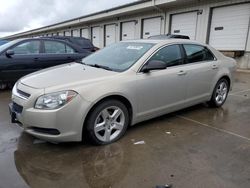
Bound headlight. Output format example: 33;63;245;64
35;90;77;110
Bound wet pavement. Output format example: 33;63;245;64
0;72;250;188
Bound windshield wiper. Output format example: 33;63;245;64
83;63;113;71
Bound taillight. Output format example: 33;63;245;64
92;47;100;52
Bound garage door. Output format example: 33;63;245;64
209;4;250;51
58;32;64;36
142;17;162;38
72;29;80;37
64;31;71;36
92;27;101;48
81;28;89;39
171;11;198;40
121;21;136;40
105;24;117;46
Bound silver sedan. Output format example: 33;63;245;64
9;39;236;145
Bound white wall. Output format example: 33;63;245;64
24;0;250;52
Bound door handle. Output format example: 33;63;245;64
178;70;187;76
34;57;39;61
212;64;218;70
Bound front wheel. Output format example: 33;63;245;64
208;78;229;107
86;100;129;145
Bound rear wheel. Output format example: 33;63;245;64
0;82;7;90
208;78;229;107
86;100;129;145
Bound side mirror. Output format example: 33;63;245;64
142;60;167;73
6;50;15;57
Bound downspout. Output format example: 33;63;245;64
152;0;164;14
152;0;166;34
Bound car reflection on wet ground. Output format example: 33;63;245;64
0;72;250;188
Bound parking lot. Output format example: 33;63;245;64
0;71;249;188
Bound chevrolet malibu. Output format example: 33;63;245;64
9;39;236;145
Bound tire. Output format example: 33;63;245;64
207;78;229;108
85;100;129;145
0;82;7;90
7;83;14;89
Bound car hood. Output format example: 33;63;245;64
20;62;118;89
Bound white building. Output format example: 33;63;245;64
3;0;250;68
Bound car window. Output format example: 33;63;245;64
12;41;40;55
149;45;183;67
65;45;75;53
183;44;215;64
73;38;94;48
44;41;75;54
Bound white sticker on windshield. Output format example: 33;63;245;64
127;46;143;50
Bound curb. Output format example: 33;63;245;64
236;69;250;74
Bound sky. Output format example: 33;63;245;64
0;0;138;37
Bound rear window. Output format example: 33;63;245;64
44;41;75;54
71;38;94;48
183;44;215;63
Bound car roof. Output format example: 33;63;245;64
10;37;80;45
121;39;204;46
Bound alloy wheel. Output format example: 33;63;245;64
215;81;228;105
94;106;125;142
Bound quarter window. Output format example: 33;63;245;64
44;41;75;54
183;44;215;64
66;45;75;53
12;41;40;55
149;45;183;67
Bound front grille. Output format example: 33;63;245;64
13;102;23;113
17;89;31;99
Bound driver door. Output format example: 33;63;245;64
135;44;188;120
0;40;41;83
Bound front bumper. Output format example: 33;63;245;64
10;83;92;142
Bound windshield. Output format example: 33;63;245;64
0;39;22;53
82;42;155;72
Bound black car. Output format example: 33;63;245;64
0;38;91;89
42;36;99;52
0;40;8;46
148;34;190;40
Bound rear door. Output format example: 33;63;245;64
39;40;83;69
182;44;218;104
0;40;42;83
